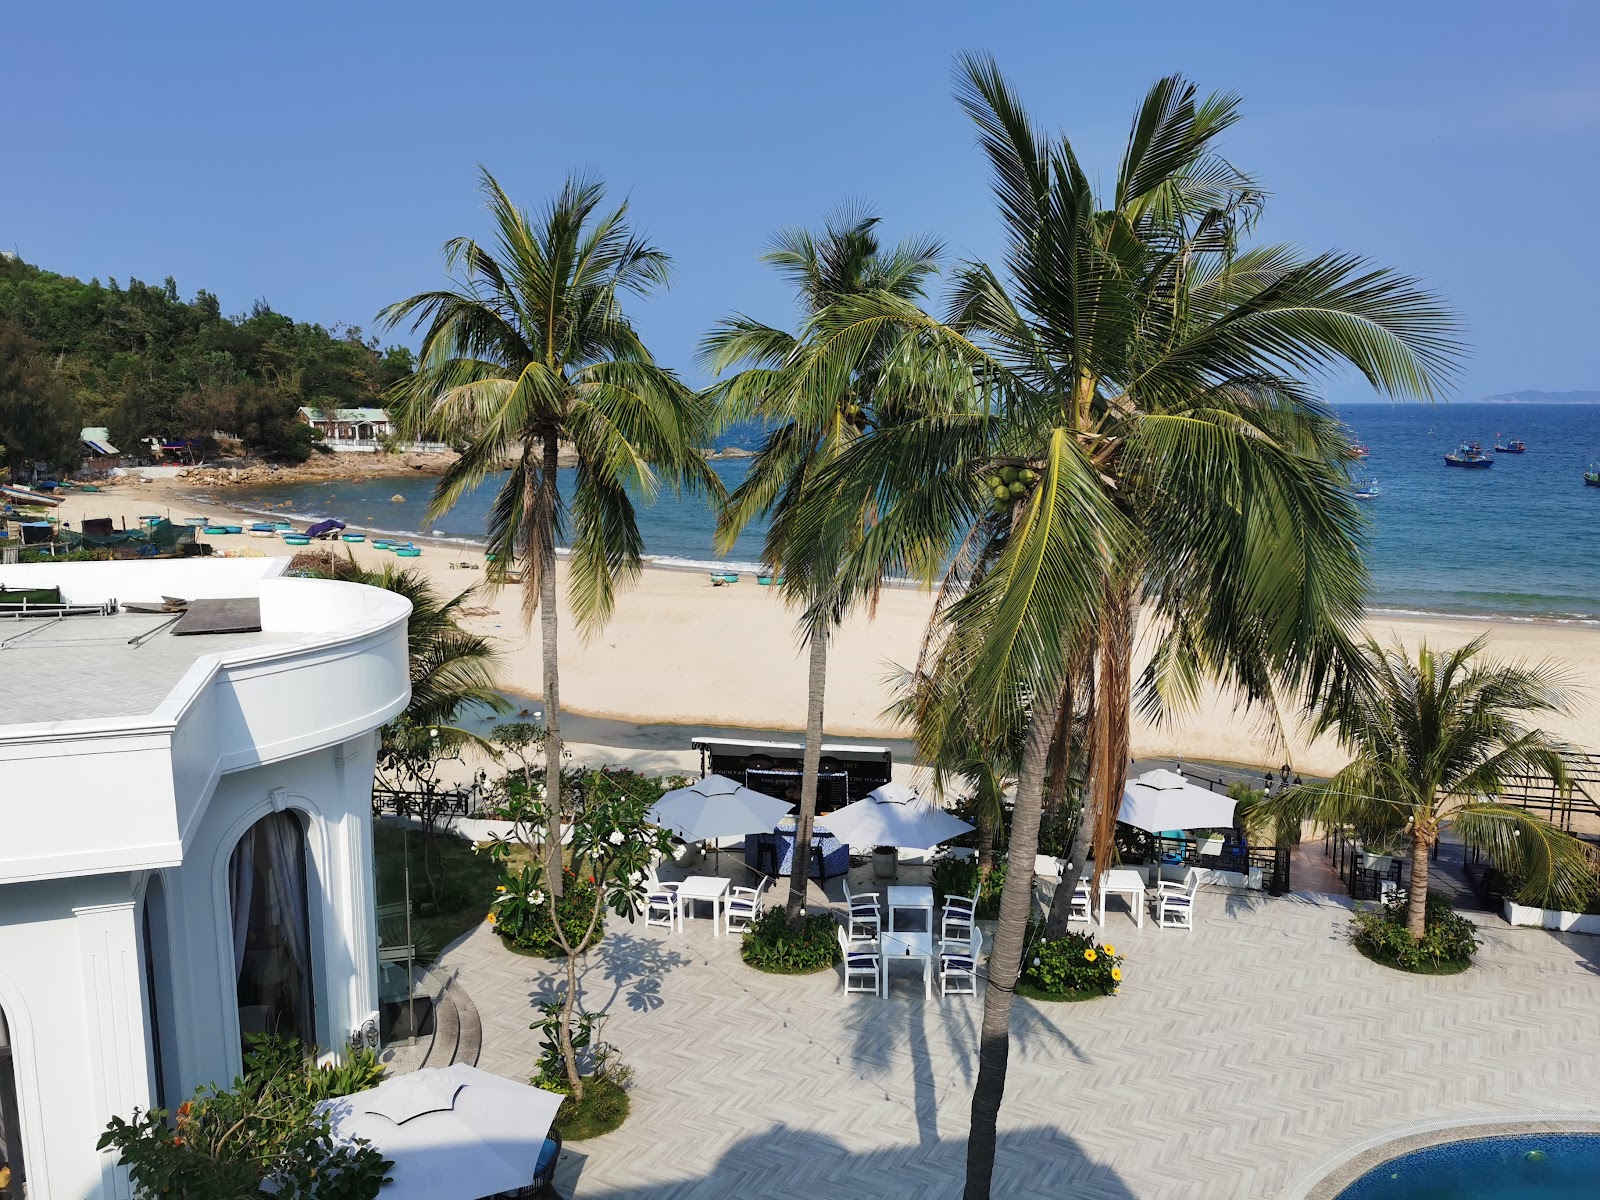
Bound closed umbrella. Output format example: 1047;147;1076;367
647;774;793;841
820;782;974;849
317;1064;564;1200
1116;769;1236;834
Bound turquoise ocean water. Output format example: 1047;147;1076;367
201;402;1600;622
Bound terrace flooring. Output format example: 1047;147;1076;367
435;871;1600;1199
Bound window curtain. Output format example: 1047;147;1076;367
260;812;314;1044
228;826;257;980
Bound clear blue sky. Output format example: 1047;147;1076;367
4;1;1597;402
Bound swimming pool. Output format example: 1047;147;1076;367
1338;1132;1600;1198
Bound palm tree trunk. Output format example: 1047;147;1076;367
966;685;1061;1200
540;433;565;899
1406;830;1433;940
785;626;828;925
976;807;996;876
1085;587;1135;882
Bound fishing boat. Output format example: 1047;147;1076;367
272;520;293;530
1586;464;1600;488
1443;441;1493;468
1348;443;1371;459
1352;478;1381;500
372;539;393;549
341;532;366;543
1;485;64;507
182;515;209;527
393;544;422;558
282;533;312;546
1493;437;1527;453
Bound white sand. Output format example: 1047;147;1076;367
37;476;1600;776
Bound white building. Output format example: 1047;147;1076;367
0;558;410;1199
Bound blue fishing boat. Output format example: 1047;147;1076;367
282;533;312;546
1443;441;1493;468
1493;437;1527;453
341;533;366;543
1585;464;1600;488
1352;478;1381;500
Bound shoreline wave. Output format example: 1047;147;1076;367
186;488;1600;626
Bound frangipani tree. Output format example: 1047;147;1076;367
480;770;671;1100
383;169;718;897
1261;636;1598;937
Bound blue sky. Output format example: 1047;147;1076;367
4;1;1597;402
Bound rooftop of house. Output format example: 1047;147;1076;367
296;406;389;423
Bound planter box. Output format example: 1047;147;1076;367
454;817;520;843
1503;899;1600;934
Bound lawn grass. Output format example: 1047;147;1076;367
1353;940;1472;976
551;1074;631;1140
373;822;527;961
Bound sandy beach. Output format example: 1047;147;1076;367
35;475;1600;776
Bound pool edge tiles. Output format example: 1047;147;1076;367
1285;1116;1600;1200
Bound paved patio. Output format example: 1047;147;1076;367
435;879;1600;1199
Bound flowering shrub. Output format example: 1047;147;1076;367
491;865;603;957
1018;919;1123;999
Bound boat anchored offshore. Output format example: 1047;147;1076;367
1586;464;1600;488
1444;440;1493;468
1493;437;1527;453
1352;478;1381;500
1348;443;1371;459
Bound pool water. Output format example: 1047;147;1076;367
1339;1133;1600;1198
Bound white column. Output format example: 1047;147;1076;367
73;900;153;1200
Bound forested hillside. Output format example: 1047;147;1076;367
0;255;413;472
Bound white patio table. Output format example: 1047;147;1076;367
1098;867;1146;928
676;875;731;935
885;885;935;935
878;930;933;999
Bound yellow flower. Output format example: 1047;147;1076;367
1084;948;1097;962
486;912;497;924
1111;966;1122;982
1103;944;1116;956
496;885;507;892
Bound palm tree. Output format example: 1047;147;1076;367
382;169;719;894
317;554;507;730
1261;636;1596;937
700;207;945;922
792;57;1462;1200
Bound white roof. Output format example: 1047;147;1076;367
298;406;389;423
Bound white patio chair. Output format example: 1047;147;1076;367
1066;880;1093;924
644;868;681;934
939;927;984;998
836;925;881;994
725;876;770;934
941;892;978;944
1154;866;1199;897
842;879;881;941
1152;872;1198;931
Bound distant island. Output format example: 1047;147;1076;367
1478;389;1600;404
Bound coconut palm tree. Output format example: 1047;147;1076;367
382;169;719;893
791;57;1462;1200
700;207;946;921
1261;636;1596;937
317;554;507;731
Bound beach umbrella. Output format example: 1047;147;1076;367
647;774;794;841
1116;768;1236;834
819;783;974;849
317;1064;564;1200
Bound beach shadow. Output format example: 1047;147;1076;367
556;1122;1136;1200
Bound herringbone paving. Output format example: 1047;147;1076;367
436;887;1600;1199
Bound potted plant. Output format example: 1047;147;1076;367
872;845;898;879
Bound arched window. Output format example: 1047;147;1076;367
0;1005;25;1200
228;811;315;1051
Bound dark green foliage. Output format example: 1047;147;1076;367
1017;918;1123;999
931;854;1007;919
550;1072;631;1140
1351;893;1479;972
739;908;842;973
0;257;413;461
493;867;603;956
0;318;81;473
97;1035;391;1199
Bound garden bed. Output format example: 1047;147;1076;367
1016;980;1114;1003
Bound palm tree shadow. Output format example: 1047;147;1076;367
556;1122;1137;1199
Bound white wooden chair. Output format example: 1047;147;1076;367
644;868;681;934
939;927;984;998
842;879;881;941
1152;871;1198;930
1066;880;1094;924
725;876;770;934
940;892;978;944
836;924;881;994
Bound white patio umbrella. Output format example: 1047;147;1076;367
819;782;974;849
646;773;794;841
317;1064;564;1200
1116;768;1237;834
